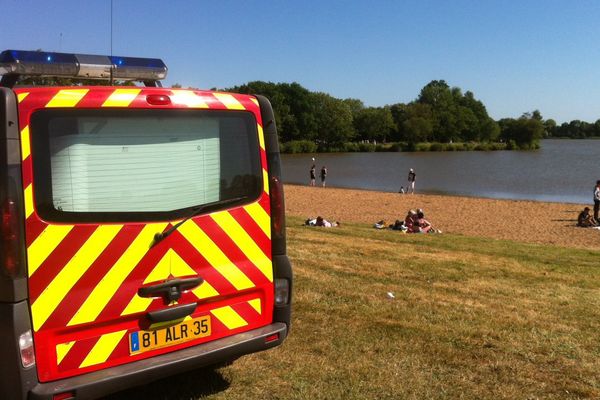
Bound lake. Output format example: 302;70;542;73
281;139;600;204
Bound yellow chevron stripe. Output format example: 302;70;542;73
28;224;74;277
20;126;30;160
24;184;34;219
244;202;271;239
45;89;88;108
31;225;122;331
248;298;261;314
211;306;247;330
17;92;29;103
257;124;265;150
263;169;270;195
211;212;272;282
250;97;259;107
102;88;141;107
79;330;127;368
56;341;75;366
68;223;167;326
213;93;245;110
177;220;254;291
171;90;209;108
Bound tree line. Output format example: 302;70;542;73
225;80;547;152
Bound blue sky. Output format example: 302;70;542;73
2;0;600;123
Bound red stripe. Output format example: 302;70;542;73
55;338;97;374
196;217;271;287
43;225;145;329
25;219;47;247
231;301;265;326
258;194;271;216
73;89;113;108
29;225;97;302
229;207;271;260
21;156;32;186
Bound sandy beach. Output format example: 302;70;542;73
284;185;600;250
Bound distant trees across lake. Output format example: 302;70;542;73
225;80;548;152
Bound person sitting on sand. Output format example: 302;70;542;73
577;207;598;227
404;210;417;233
416;210;433;233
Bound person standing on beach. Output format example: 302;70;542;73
594;180;600;223
407;168;416;194
320;166;328;187
310;164;316;187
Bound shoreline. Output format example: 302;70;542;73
284;184;600;250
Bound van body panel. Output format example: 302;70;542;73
15;87;276;382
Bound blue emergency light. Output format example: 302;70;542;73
0;49;168;86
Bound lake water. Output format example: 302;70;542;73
281;139;600;204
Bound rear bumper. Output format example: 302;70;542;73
29;322;287;400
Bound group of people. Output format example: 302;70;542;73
578;180;600;228
374;208;440;234
309;164;327;187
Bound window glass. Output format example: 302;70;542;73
30;109;261;222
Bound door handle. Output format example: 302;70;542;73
138;277;203;302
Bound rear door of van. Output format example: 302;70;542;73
17;87;274;382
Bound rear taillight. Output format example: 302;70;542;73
1;197;21;277
270;176;284;239
18;330;35;368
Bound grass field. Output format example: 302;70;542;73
106;218;600;400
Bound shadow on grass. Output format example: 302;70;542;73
101;367;230;400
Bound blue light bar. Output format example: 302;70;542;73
0;49;168;82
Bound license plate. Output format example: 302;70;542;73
129;315;211;354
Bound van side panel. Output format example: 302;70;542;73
17;88;275;382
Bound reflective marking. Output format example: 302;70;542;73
79;330;127;368
171;90;209;108
17;92;29;103
28;225;74;277
24;184;34;219
250;97;259;107
213;93;245;110
263;169;270;195
177;221;254;291
31;225;122;331
244;202;271;239
210;306;247;330
102;89;141;107
120;248;219;316
20;126;30;160
45;89;88;108
257;124;265;150
211;212;273;281
68;223;167;326
248;298;261;314
56;341;75;365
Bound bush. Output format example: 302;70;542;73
281;140;318;154
429;142;444;151
358;143;376;152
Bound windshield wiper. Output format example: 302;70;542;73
152;196;248;246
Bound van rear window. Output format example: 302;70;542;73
30;109;262;223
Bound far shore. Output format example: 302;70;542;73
284;184;600;250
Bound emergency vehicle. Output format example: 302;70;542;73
0;49;292;400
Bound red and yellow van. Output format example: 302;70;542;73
0;50;291;400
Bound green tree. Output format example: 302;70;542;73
354;107;396;143
311;92;355;148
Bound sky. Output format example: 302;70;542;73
2;0;600;123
